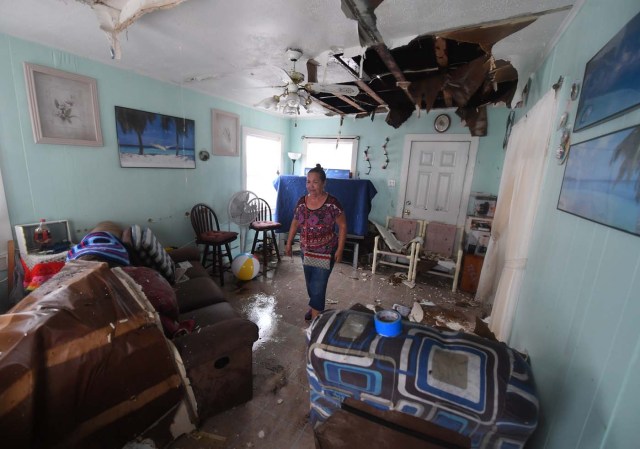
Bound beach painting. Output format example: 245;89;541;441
574;11;640;131
115;106;196;168
558;125;640;236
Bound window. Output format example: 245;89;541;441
302;137;359;176
243;128;282;207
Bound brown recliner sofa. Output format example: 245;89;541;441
0;221;259;448
107;220;261;420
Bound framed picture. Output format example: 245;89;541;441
573;11;640;132
212;109;239;157
23;63;103;146
115;106;196;169
558;125;640;237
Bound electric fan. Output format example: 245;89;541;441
227;190;258;252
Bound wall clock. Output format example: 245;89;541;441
434;114;451;133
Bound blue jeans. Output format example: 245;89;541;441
301;251;335;311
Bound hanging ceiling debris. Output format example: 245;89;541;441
306;0;572;136
77;0;190;59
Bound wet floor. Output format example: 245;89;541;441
168;254;486;449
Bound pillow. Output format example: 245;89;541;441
67;231;130;266
121;266;194;338
129;226;176;283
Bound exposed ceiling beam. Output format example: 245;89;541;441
335;94;367;112
311;98;344;116
372;43;416;106
332;54;387;108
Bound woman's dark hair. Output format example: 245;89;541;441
307;164;326;182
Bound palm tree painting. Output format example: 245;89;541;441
558;124;640;236
115;106;196;168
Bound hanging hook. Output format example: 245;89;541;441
381;137;389;169
364;146;371;175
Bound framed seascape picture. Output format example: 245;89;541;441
115;106;196;169
212;109;239;156
558;125;640;237
24;63;103;146
573;11;640;132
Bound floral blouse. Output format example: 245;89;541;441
294;194;344;254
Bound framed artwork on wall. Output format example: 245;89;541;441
24;63;103;146
573;11;640;132
557;124;640;237
115;106;196;169
212;109;239;157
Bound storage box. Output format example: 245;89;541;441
14;220;73;256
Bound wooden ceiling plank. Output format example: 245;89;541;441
373;43;416;106
335;94;367;112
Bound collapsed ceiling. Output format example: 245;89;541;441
306;0;572;135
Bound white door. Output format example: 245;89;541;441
400;135;477;227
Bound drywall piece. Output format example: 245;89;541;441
79;0;190;59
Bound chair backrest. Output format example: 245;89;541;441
190;203;221;235
386;217;425;243
424;221;458;258
248;198;272;222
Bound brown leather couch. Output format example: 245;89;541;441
110;221;261;420
0;222;259;448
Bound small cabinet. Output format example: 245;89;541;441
460;254;485;294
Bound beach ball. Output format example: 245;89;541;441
231;253;260;281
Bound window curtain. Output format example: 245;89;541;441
476;89;558;342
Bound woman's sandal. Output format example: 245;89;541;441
304;309;312;321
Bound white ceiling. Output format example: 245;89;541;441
0;0;577;116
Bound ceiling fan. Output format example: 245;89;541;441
255;48;360;116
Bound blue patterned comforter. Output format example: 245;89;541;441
306;309;538;449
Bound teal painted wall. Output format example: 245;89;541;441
506;1;640;447
290;107;509;224
0;34;289;249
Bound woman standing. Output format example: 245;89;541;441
285;164;347;321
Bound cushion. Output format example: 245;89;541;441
122;266;194;338
129;226;176;283
198;230;238;244
250;220;281;231
67;231;130;266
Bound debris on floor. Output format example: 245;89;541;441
409;301;424;323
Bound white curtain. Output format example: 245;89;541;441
476;90;558;341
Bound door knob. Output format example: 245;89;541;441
404;209;411;216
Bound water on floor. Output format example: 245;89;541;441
168;256;486;449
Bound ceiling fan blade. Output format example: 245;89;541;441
254;95;281;110
306;83;359;96
307;59;320;84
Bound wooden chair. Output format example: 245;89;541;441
371;217;426;284
248;198;281;275
190;203;238;286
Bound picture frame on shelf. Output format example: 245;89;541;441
212;109;239;157
23;63;103;146
573;11;640;132
558;124;640;237
115;106;196;169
